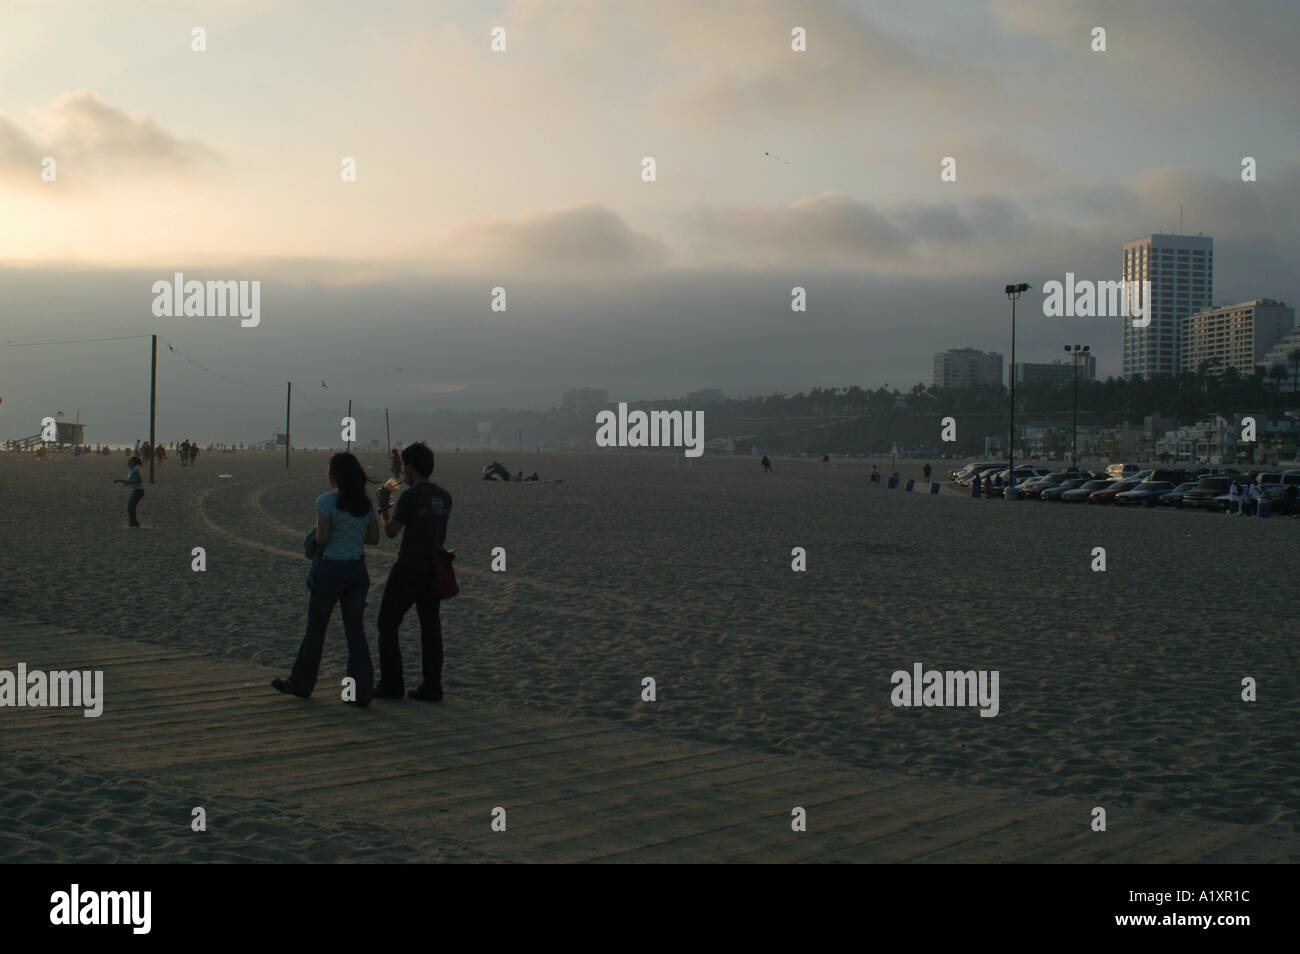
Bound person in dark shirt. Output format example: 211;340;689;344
375;442;452;701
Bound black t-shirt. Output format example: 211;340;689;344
393;482;452;565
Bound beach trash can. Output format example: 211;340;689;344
905;478;915;492
930;482;940;495
888;474;899;489
1258;497;1272;518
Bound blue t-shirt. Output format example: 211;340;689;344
315;492;375;559
127;466;142;489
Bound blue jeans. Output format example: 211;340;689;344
288;558;374;703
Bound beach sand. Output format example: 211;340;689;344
2;449;1297;861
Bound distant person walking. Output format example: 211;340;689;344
923;463;932;482
869;465;881;487
273;452;378;707
114;456;145;527
189;441;200;467
180;439;191;467
1227;482;1241;515
390;448;402;479
1245;482;1260;517
761;455;773;473
154;443;166;468
375;442;452;702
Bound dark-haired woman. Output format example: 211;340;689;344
273;452;379;706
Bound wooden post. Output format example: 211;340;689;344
285;382;292;470
149;335;157;484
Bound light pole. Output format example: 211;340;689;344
1004;283;1031;498
1065;344;1090;470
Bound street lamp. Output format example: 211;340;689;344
1064;344;1090;470
1005;283;1031;498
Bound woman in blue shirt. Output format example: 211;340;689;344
273;452;379;706
113;456;145;527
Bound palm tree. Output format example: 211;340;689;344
1290;349;1300;393
1269;364;1288;391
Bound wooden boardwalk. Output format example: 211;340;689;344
3;616;1296;863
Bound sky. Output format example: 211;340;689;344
2;0;1299;441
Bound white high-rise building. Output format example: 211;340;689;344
1121;234;1213;378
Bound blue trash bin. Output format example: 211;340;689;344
888;474;899;489
930;482;940;495
905;478;915;492
971;483;980;498
1258;497;1272;518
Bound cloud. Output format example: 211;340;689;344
0;90;217;191
432;202;670;274
991;0;1300;118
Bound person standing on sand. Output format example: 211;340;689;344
923;463;932;482
273;452;378;707
375;442;452;702
1227;482;1241;515
114;456;145;527
189;440;200;468
761;455;773;473
870;465;880;487
390;448;402;479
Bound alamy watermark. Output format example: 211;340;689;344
50;884;150;934
890;663;999;718
595;403;704;457
151;272;261;327
1042;274;1150;327
0;664;104;717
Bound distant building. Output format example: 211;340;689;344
561;388;610;417
1260;323;1300;392
1155;415;1236;464
1182;299;1294;379
686;388;725;405
1122;233;1214;378
933;348;1003;389
1013;357;1096;388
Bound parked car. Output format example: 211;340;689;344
952;461;1008;485
1158;481;1200;506
1134;470;1155;482
1116;481;1175;507
1088;479;1143;504
1106;463;1140;480
1149;469;1190;485
1256;472;1282;486
1019;473;1075;497
1041;478;1088;500
1180;477;1234;510
1061;479;1113;502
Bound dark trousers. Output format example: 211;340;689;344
376;562;442;691
127;489;144;526
288;558;374;703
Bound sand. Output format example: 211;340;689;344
1;449;1297;862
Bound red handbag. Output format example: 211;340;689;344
435;549;459;599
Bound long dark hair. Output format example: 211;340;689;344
329;452;372;517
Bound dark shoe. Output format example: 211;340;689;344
372;683;405;699
271;678;309;698
408;684;443;702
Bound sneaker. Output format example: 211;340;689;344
271;678;309;698
408;684;443;702
372;683;405;699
